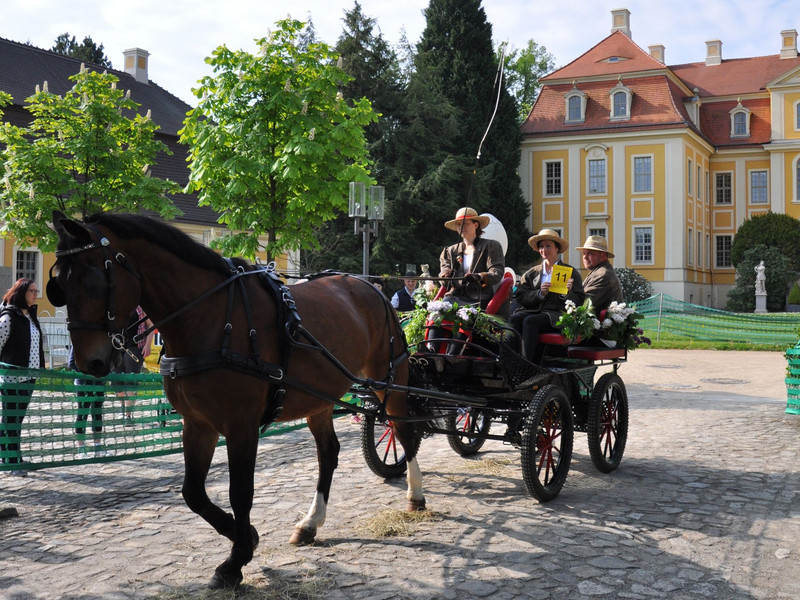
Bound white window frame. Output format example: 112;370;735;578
795;100;800;131
633;225;654;265
715;172;732;204
13;247;43;292
749;169;768;204
543;160;563;197
793;155;800;203
633;155;653;194
687;227;693;265
687;159;693;196
730;102;751;138
609;80;632;120
565;90;586;123
715;234;733;268
587;157;606;194
697;165;702;201
697;231;702;268
589;226;607;238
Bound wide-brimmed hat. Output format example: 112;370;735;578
528;228;569;253
445;207;491;231
575;235;614;258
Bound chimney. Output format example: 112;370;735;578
705;40;722;66
781;29;798;59
611;8;631;37
648;44;665;64
123;48;150;84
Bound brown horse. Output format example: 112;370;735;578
47;211;424;589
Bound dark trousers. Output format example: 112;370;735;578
1;385;35;464
509;312;557;362
75;385;105;436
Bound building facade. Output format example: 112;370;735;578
520;8;800;308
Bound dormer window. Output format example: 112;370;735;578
609;79;632;120
564;85;586;123
730;99;751;138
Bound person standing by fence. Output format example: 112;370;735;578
69;345;106;455
0;278;44;477
113;306;153;426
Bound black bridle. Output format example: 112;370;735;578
49;226;143;357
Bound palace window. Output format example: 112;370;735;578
750;170;768;204
544;160;562;196
715;235;732;268
609;80;632;120
588;158;606;194
565;88;586;123
633;156;652;193
715;172;732;204
633;226;653;264
730;101;751;138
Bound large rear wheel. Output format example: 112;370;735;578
587;372;629;473
360;401;420;479
446;408;491;456
521;384;573;502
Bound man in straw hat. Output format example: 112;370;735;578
575;235;623;313
439;207;505;308
510;229;584;362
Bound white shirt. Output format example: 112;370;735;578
0;311;41;383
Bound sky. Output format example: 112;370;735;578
2;0;799;106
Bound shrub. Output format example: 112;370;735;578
616;267;653;303
788;282;800;305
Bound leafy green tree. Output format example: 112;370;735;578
0;67;179;251
505;39;555;122
51;33;112;68
181;17;378;261
726;245;796;312
730;212;800;272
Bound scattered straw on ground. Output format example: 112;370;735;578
355;508;439;538
152;566;333;600
461;456;514;476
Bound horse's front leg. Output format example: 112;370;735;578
181;418;258;589
290;410;340;545
208;425;260;589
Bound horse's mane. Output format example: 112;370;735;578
87;212;235;275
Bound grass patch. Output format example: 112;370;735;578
641;331;789;352
462;456;514;476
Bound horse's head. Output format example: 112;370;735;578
48;211;142;377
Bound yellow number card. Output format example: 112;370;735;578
549;265;573;295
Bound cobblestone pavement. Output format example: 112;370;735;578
1;350;798;599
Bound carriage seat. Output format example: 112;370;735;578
537;308;625;361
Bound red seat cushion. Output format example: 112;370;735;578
566;346;626;360
538;333;575;345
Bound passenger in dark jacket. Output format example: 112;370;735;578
510;229;584;362
575;235;623;314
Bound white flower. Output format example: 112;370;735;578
456;306;478;320
611;313;626;323
602;318;612;328
592;318;601;330
564;300;576;312
427;300;453;314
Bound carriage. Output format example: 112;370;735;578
356;277;630;503
48;211;630;589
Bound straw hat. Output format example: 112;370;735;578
444;207;491;231
575;235;614;258
528;228;569;253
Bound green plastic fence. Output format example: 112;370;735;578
636;293;800;345
786;342;800;415
0;364;352;472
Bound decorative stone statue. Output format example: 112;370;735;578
420;264;437;296
755;260;766;295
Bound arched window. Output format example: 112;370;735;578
564;86;586;123
729;100;751;138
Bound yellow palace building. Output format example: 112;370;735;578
520;8;800;308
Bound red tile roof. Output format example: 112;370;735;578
671;55;800;98
698;97;772;147
521;75;693;137
543;31;666;82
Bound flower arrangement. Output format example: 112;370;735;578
556;298;600;342
555;299;651;349
401;293;510;348
597;301;651;350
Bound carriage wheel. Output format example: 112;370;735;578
360;402;420;479
446;408;491;456
587;373;629;473
520;384;573;502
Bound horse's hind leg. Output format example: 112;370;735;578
290;410;340;545
385;391;425;511
181;419;258;589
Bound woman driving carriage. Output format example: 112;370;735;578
438;207;505;308
510;229;584;362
